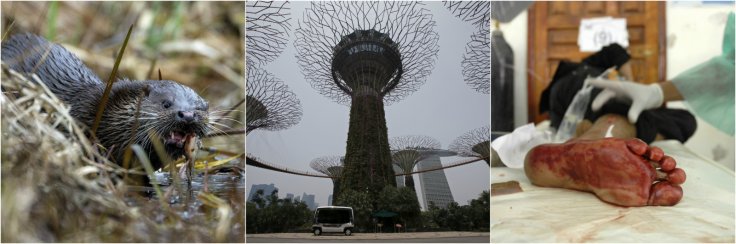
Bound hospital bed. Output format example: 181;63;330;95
491;139;734;242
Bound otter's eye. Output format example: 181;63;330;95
197;103;208;111
162;100;172;109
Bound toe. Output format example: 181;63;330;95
667;168;686;185
645;146;664;161
648;181;683;206
656;168;686;185
660;156;676;171
625;139;648;155
651;155;676;171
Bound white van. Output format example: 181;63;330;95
312;206;354;236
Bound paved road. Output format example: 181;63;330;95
247;236;489;243
247;232;490;243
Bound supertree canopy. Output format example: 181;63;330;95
449;125;491;166
444;1;491;94
310;155;345;199
246;1;291;66
246;65;302;134
461;24;490;94
443;1;490;29
390;135;441;192
295;1;439;105
294;2;439;201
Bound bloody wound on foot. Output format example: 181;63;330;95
524;138;686;207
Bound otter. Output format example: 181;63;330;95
1;33;209;173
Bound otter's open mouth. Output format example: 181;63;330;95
166;130;197;149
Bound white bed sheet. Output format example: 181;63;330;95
491;140;735;242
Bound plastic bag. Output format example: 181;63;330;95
555;69;614;142
555;84;593;142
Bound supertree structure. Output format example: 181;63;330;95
443;1;490;29
390;135;441;192
449;125;491;166
310;155;344;199
294;2;439;200
461;24;490;94
246;64;302;134
246;1;291;66
445;1;491;94
393;164;405;187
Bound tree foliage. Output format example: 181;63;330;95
376;186;422;228
423;190;489;231
334;189;374;232
335;186;422;232
246;189;313;233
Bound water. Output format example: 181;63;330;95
123;157;245;242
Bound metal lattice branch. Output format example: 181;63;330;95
246;1;291;66
390;135;441;152
443;1;490;29
462;24;490;94
309;155;344;178
246;65;302;134
449;125;490;158
294;1;440;106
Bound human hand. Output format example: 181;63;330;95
588;78;664;124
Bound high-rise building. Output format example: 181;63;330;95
286;193;294;200
247;183;278;201
418;156;455;209
301;193;318;210
294;196;301;203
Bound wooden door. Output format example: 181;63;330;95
527;1;666;123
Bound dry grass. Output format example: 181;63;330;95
1;2;245;242
1;64;126;242
1;58;244;243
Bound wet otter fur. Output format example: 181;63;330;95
1;33;209;174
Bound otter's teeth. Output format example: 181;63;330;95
167;131;188;148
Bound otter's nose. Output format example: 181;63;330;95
177;111;196;123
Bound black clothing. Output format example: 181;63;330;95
540;44;697;143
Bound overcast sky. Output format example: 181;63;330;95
246;1;490;210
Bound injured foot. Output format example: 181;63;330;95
524;138;686;207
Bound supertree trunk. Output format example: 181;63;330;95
404;174;416;192
341;89;396;195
